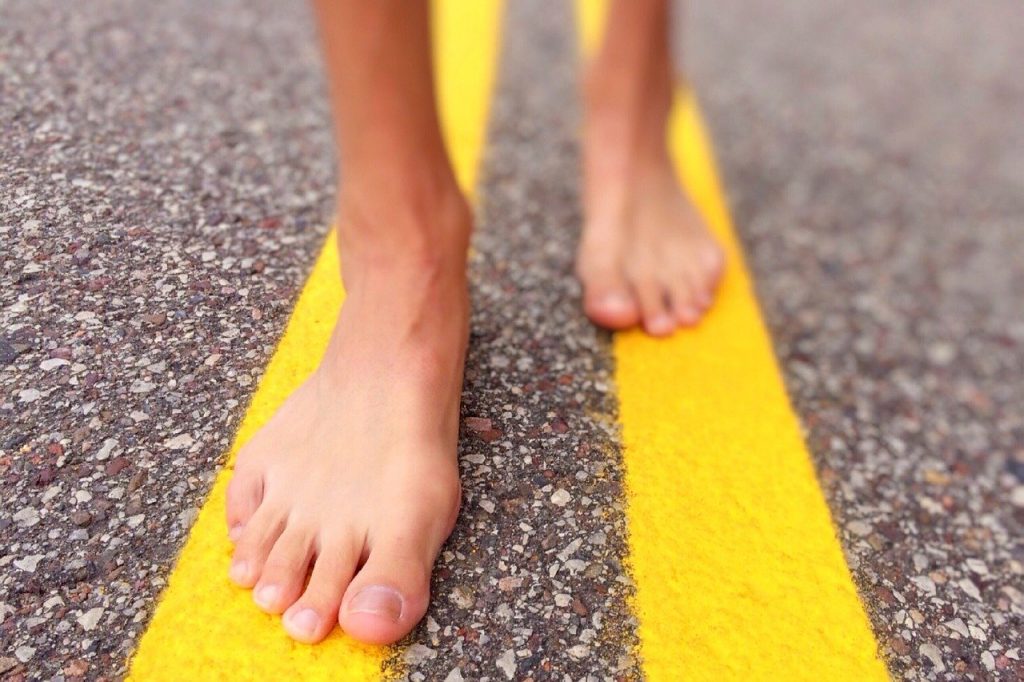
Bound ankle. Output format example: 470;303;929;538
586;105;669;167
583;59;673;166
336;171;471;275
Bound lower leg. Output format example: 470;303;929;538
224;0;468;646
318;1;468;266
577;0;724;336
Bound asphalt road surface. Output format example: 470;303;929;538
1;0;1021;680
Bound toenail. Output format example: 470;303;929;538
600;291;631;311
347;586;403;622
647;315;674;335
285;608;320;638
679;306;699;323
228;525;243;542
254;584;279;609
228;560;248;583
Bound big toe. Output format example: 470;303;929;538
339;536;434;645
582;280;641;330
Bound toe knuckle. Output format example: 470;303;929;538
262;558;292;575
233;449;260;474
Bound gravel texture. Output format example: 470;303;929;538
3;0;1023;680
1;1;336;678
383;2;638;680
688;1;1024;679
2;1;639;679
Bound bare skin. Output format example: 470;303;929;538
225;190;469;645
578;0;724;336
224;0;724;647
225;1;469;645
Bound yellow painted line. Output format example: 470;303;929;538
576;1;889;680
127;2;501;679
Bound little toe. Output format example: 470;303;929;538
679;268;714;322
252;525;315;614
694;256;723;313
700;242;726;284
339;537;433;645
229;505;285;589
225;460;263;542
283;536;359;644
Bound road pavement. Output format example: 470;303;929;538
1;0;1021;679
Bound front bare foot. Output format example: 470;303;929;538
225;188;470;645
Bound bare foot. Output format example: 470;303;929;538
577;153;725;336
225;189;470;645
577;74;725;338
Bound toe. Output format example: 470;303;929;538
700;242;726;286
282;534;360;644
634;278;676;337
692;246;724;315
670;275;702;327
225;458;263;542
252;524;315;614
583;286;641;329
229;504;285;588
579;262;641;330
339;536;433;645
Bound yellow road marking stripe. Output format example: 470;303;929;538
576;1;889;679
127;2;501;678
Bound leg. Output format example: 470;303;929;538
225;1;468;645
577;0;724;336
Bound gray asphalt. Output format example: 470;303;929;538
2;1;338;678
689;1;1024;679
1;0;1022;680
